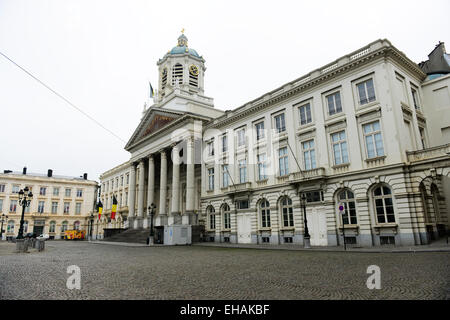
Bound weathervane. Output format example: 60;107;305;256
181;28;185;34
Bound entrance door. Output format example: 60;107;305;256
33;226;44;236
237;214;251;244
306;208;327;246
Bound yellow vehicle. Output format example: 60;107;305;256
64;230;85;240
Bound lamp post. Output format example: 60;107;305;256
147;203;156;245
17;187;33;239
0;213;8;240
89;213;94;241
301;193;311;248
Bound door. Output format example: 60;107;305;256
237;214;251;244
306;208;328;246
33;226;44;236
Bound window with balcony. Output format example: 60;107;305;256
208;168;215;191
302;140;316;170
357;78;376;105
278;147;289;176
363;121;384;158
222;165;229;188
331;130;349;165
257;153;267;180
238;159;247;183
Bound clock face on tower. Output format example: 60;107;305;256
189;65;199;76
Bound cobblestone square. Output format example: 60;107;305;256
0;241;449;300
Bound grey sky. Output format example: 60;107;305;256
0;0;449;182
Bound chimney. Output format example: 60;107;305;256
83;173;88;180
3;170;12;174
47;169;53;177
23;167;27;175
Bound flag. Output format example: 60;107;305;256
111;195;118;220
149;81;154;98
97;200;103;220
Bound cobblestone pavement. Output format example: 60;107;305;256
0;241;449;300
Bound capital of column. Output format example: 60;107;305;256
160;150;167;158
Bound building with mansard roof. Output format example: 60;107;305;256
99;34;450;247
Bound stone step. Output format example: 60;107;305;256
103;228;150;244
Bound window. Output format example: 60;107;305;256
222;165;229;188
7;220;14;233
278;147;289;176
75;203;82;215
326;92;342;115
126;174;129;185
255;121;265;140
119;193;122;207
222;204;231;229
10;200;17;212
53;187;59;196
208;168;215;191
331;131;349;165
238;159;247;183
274;113;286;133
237;200;249;209
257;153;267;180
23;220;28;233
65;188;71;197
115;178;119;188
262;237;270;243
299;103;312;125
304;191;323;203
281;197;294;227
125;192;128;206
0;184;5;192
221;135;228;153
207;141;214;156
260;200;271;228
411;87;420;110
49;221;56;233
373;186;395;223
363;121;384;158
380;236;395;245
237;128;246;147
0;199;3;212
207;206;215;230
171;63;183;85
64;202;70;214
121;176;124;186
51;202;58;214
39;187;46;196
419;127;426;149
74;221;80;231
38;201;45;213
338;190;357;224
302;140;316;170
76;189;83;197
357;79;376;105
61;221;68;232
12;185;20;193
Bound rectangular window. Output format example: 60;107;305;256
419;127;426;149
39;187;46;196
222;165;229;188
75;203;81;214
255;121;265;140
10;200;17;212
363;121;384;158
126;174;129;185
209;214;216;230
238;159;247;183
53;187;59;196
305;191;323;203
65;188;71;197
0;199;3;212
208;168;215;191
125;192;128;206
115;178;118;188
237;200;249;209
302;140;316;170
278;147;289;176
237;128;246;147
221;135;228;152
331;131;349;165
257;153;267;180
326;92;342;115
274;113;286;133
64;202;70;214
51;202;58;214
299;103;312;125
121;176;124;186
411;87;420;110
38;201;45;213
262;237;270;243
357;79;376;105
207;141;214;156
0;184;5;193
76;189;83;197
223;212;231;229
12;185;20;193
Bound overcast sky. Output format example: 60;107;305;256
0;0;449;182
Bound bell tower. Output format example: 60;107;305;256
157;31;206;102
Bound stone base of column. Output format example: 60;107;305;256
181;214;189;225
133;217;143;229
156;215;168;226
169;212;181;225
143;218;148;229
128;217;135;229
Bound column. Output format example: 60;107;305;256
135;159;145;229
127;163;137;228
146;155;155;229
157;150;168;226
184;136;195;225
170;144;181;225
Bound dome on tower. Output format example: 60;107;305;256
168;33;201;58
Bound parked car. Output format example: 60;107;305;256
37;233;49;240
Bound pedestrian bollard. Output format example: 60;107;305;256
37;239;45;252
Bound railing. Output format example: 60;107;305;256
291;167;326;181
406;143;450;162
228;182;252;193
350;48;370;60
321;63;338;74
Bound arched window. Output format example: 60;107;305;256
260;200;271;228
280;197;294;227
23;220;28;233
222;204;231;229
373;185;395;223
49;221;56;233
74;221;80;230
207;206;215;230
61;221;68;232
172;63;183;86
431;184;440;223
338;190;357;225
7;220;14;233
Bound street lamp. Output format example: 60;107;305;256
147;203;156;245
0;213;8;240
301;193;311;248
89;213;94;241
17;186;33;239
